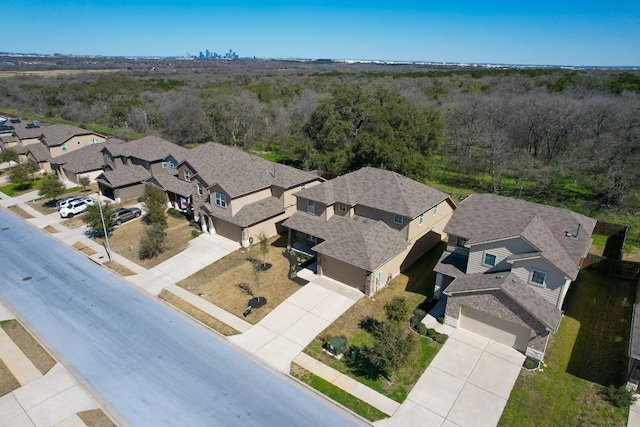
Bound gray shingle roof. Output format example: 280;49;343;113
444;272;563;331
27;144;52;162
433;251;468;277
206;196;285;227
152;172;193;197
41;124;99;147
97;165;150;188
296;167;450;218
182;142;319;198
104;136;189;162
282;213;408;271
445;193;596;279
51;141;121;174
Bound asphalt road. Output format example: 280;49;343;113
0;209;358;427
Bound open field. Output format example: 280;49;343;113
177;235;302;323
499;270;635;426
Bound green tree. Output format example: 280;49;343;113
384;296;410;324
9;161;38;188
0;148;18;164
139;223;166;259
365;321;416;382
83;202;114;237
142;184;167;230
78;176;90;192
38;175;66;201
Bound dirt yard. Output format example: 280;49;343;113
93;215;194;269
178;235;303;323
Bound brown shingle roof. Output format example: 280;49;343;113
283;213;408;271
444;272;563;331
444;193;596;280
296;167;450;218
183;142;319;198
41;124;100;147
205;196;285;227
152;172;193;198
51;141;121;174
27;144;52;162
97;165;150;188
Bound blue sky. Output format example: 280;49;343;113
5;1;639;66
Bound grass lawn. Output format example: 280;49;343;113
303;242;446;403
77;409;117;427
73;241;98;256
92;215;194;269
499;270;635;427
0;320;56;375
290;363;389;422
0;358;20;397
0;176;47;197
104;261;136;276
177;235;302;323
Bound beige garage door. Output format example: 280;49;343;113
321;256;367;291
213;219;241;243
459;306;530;351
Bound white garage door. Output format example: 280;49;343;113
458;306;530;352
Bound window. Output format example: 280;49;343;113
162;161;167;169
184;170;192;182
61;143;67;152
339;203;348;213
530;269;547;286
433;204;438;216
215;192;227;208
393;214;403;225
482;252;497;267
122;157;127;165
300;183;306;190
91;138;100;144
307;200;315;215
304;234;317;243
197;182;203;196
456;237;468;248
163;159;176;170
105;153;113;162
418;213;424;226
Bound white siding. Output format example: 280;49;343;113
467;238;536;275
511;259;568;308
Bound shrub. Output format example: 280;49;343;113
433;333;448;344
426;328;436;338
607;385;637;408
409;315;420;328
191;229;203;238
413;309;426;319
437;316;445;324
167;207;183;218
139;223;166;259
523;357;540;370
416;323;428;336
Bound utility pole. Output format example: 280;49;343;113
98;191;112;262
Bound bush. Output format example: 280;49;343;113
433;333;448;344
167;207;183;218
384;296;410;323
437;316;445;324
426;328;436;338
523;357;540;370
607;385;637;408
139;223;166;259
409;315;420;328
416;323;428;336
413;309;426;319
191;229;203;238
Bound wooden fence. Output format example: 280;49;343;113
583;253;640;280
593;221;628;260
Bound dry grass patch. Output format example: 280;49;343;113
77;409;117;427
93;215;193;269
73;241;98;256
42;225;59;234
7;204;34;219
104;261;136;276
0;320;56;375
61;215;86;229
159;290;240;336
178;235;302;323
0;358;21;397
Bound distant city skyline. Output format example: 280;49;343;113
5;1;640;67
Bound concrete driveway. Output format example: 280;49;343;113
377;324;525;427
229;276;363;373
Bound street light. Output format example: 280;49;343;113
97;191;112;262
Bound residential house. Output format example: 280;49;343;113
434;193;596;360
50;139;126;185
96;136;188;202
39;124;106;158
282;167;456;296
178;142;322;247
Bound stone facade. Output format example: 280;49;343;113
445;290;551;358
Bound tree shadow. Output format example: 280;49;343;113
359;316;382;333
344;345;380;381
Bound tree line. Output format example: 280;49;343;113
1;66;638;209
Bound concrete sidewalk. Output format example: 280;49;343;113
0;301;103;427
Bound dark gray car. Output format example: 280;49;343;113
110;207;142;225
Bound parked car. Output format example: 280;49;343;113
110;207;142;225
57;196;81;211
59;199;90;218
